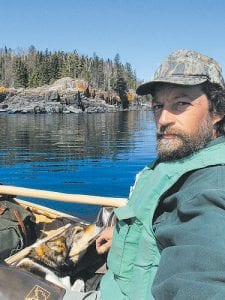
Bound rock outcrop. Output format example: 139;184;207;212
0;77;148;114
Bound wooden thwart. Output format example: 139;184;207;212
0;185;128;207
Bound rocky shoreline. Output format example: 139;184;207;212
0;77;149;114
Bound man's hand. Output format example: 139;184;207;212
96;226;114;254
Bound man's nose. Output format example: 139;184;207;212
157;109;176;127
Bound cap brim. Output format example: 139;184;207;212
136;81;158;96
136;77;208;96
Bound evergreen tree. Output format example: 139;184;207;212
114;74;129;109
125;62;137;89
49;53;60;82
114;54;129;108
13;57;28;88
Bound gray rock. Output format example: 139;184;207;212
44;90;60;102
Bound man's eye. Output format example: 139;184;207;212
174;102;190;111
152;104;163;112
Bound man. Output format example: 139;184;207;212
67;49;225;299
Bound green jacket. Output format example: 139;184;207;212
100;137;225;300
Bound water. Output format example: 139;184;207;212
0;111;156;221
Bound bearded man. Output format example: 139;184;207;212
65;50;225;299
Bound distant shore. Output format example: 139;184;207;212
0;78;149;114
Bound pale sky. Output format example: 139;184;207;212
1;0;225;81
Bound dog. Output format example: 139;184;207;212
15;223;102;290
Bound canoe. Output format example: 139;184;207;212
0;195;116;299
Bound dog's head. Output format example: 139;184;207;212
67;224;102;264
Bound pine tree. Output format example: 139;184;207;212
114;74;129;109
125;62;137;89
114;54;129;108
49;52;60;82
13;57;28;88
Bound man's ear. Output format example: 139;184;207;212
212;114;224;125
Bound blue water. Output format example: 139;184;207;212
0;111;156;221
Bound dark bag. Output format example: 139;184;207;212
0;264;65;300
0;196;37;260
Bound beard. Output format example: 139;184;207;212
157;115;214;162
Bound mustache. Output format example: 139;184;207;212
157;126;184;139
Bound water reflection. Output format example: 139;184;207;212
0;111;156;219
0;111;155;164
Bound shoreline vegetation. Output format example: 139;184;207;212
0;46;150;114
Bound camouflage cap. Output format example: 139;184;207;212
136;49;225;95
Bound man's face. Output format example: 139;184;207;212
152;84;221;161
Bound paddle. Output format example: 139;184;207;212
0;185;128;207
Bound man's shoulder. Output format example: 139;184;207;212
187;164;225;181
161;165;225;210
180;164;225;195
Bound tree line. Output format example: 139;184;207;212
0;46;138;98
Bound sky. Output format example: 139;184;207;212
1;0;225;82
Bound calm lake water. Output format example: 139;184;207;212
0;111;156;221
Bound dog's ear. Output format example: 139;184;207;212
72;225;86;235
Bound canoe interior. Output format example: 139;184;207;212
5;198;106;275
15;198;89;229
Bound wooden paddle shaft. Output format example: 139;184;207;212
0;185;127;207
